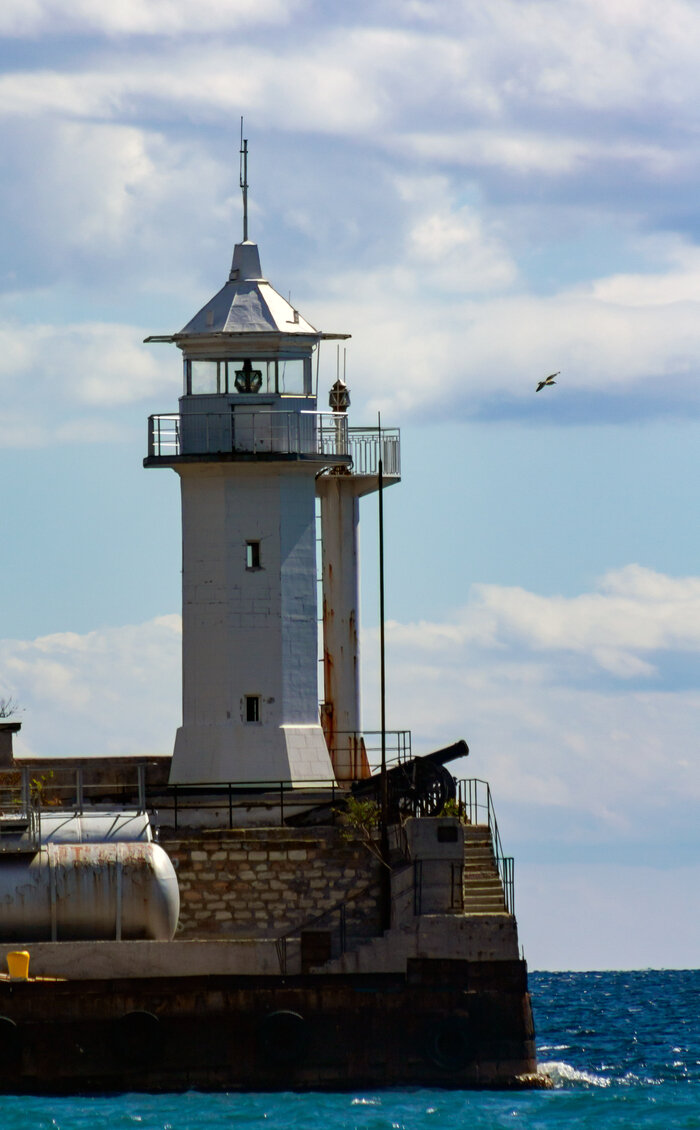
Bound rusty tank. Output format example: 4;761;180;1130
0;842;179;942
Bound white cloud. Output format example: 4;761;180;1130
590;243;700;307
308;244;700;419
384;564;700;673
359;566;700;838
397;175;517;293
1;6;700;427
0;45;383;134
0;119;230;282
478;564;700;661
395;129;686;179
0;616;181;758
0;320;176;445
1;2;699;153
0;0;299;37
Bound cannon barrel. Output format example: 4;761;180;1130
410;739;468;768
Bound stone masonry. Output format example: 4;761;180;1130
160;825;383;943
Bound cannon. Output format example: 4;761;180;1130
288;739;468;826
351;739;468;819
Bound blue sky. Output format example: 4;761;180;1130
1;0;699;970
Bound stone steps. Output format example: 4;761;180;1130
462;825;507;912
311;821;512;971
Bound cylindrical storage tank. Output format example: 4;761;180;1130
37;810;153;845
0;843;179;942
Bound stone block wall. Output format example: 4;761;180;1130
160;825;383;944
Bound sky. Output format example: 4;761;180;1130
0;0;699;971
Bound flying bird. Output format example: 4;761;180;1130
536;371;559;392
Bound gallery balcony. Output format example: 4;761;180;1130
145;409;351;466
145;411;400;480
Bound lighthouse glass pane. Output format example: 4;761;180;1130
218;359;310;395
226;360;275;394
278;358;306;395
190;360;219;394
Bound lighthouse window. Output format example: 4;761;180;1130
245;696;260;723
189;360;220;394
246;541;261;569
278;358;307;395
185;358;312;396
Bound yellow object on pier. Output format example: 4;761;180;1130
7;951;30;980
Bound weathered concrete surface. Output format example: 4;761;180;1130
0;939;293;980
318;914;519;974
0;960;539;1092
171;462;334;786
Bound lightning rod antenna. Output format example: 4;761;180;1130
239;117;249;242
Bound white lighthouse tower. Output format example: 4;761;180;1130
145;142;400;789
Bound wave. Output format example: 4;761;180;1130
539;1060;612;1088
540;1061;666;1090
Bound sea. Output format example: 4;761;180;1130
0;969;697;1129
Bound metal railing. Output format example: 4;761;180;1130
0;765;148;817
347;427;401;478
149;413;179;456
457;777;515;915
156;779;345;831
0;769;39;852
147;410;349;460
147;414;400;478
325;730;412;774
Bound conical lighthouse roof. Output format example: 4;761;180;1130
179;241;317;338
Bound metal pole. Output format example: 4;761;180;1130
378;414;390;929
137;763;146;814
240;120;249;243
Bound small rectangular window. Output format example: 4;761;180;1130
245;695;260;723
246;541;261;569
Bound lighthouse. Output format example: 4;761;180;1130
145;141;400;788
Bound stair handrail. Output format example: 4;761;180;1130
457;778;515;915
274;875;381;974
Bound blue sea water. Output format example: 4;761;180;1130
1;970;698;1129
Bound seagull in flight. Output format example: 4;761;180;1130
536;371;559;392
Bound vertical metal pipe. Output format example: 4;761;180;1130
378;415;390;929
115;853;123;942
20;767;29;813
49;845;57;942
137;763;146;815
